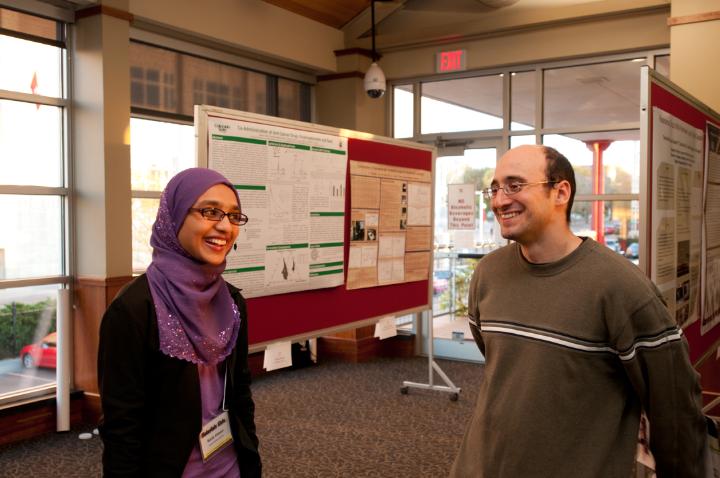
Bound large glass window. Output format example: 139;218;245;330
543;59;646;129
392;51;665;363
511;71;535;131
0;100;64;187
129;40;312;272
393;84;413;138
544;130;640;252
130;118;195;272
392;52;657;265
129;41;311;120
0;8;68;403
421;75;503;134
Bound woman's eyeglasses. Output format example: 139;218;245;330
189;207;248;226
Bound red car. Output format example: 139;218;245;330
19;332;57;369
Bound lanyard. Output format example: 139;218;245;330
222;364;228;412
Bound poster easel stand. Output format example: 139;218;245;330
401;310;461;401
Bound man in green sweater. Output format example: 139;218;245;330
450;145;706;477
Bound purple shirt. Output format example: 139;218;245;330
182;363;240;478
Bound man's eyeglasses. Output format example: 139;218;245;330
481;180;557;200
189;207;249;226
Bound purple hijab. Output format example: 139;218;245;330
146;168;241;365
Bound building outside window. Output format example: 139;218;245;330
0;7;69;403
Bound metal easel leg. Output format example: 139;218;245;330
401;310;461;401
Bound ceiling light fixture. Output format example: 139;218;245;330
364;0;386;99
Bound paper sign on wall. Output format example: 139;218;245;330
448;184;476;230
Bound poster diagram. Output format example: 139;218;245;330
208;116;347;298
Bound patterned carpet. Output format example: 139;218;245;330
0;356;484;477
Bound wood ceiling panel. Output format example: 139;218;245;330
262;0;370;29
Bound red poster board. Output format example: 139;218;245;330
643;67;720;364
245;138;433;345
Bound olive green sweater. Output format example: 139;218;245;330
450;238;705;478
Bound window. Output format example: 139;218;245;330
391;51;663;266
130;118;195;272
129;41;311;120
128;40;312;271
0;7;68;403
393;84;413;138
511;71;535;131
544;131;640;253
421;75;503;134
543;59;645;129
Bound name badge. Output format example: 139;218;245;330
199;411;233;462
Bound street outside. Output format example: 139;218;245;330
0;358;55;395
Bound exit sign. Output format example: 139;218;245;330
436;49;467;73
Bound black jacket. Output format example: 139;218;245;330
98;274;261;477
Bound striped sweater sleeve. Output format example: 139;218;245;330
614;295;706;477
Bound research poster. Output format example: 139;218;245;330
347;160;432;289
701;122;720;334
651;108;704;328
207;116;347;298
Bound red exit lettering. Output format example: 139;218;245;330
439;50;464;72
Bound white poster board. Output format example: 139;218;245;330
203;113;347;298
649;108;704;329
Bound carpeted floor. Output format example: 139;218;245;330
0;356;484;477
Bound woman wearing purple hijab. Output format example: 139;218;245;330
98;168;261;477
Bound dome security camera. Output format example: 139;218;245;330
364;62;386;99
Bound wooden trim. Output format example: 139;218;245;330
76;5;134;22
0;391;86;447
82;393;102;425
317;71;365;82
73;275;133;394
334;48;374;58
667;11;720;26
318;333;415;362
75;275;134;288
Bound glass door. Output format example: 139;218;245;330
425;142;504;362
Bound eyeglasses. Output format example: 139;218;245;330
189;207;248;226
481;180;557;199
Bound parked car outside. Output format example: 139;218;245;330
625;242;639;259
605;238;621;253
19;332;57;369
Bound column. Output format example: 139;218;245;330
72;0;133;395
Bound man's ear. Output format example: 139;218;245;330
554;180;572;207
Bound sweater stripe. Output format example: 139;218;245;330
617;329;683;361
480;322;683;361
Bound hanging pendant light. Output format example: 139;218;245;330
364;0;386;99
